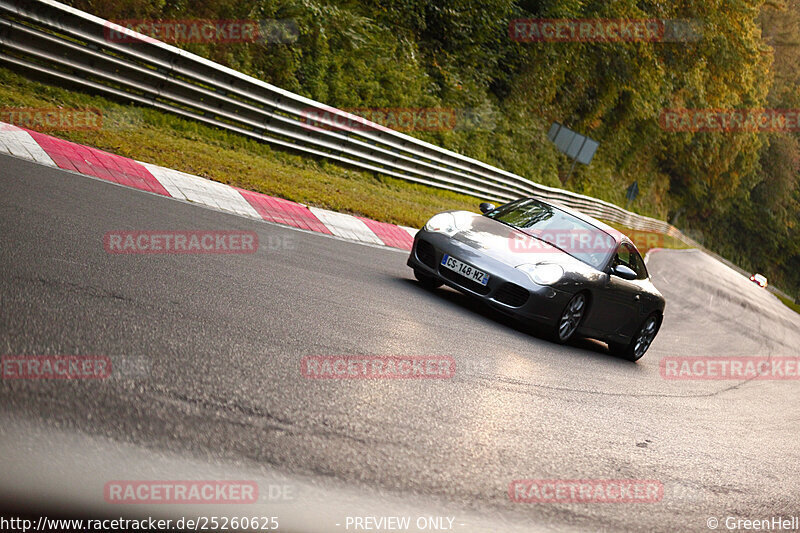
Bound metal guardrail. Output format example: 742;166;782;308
0;0;795;302
0;1;677;228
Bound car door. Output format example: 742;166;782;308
588;243;645;338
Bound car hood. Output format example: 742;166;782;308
447;211;603;275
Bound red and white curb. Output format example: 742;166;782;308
0;122;418;250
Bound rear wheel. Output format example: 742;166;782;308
414;269;443;289
553;292;587;343
610;314;660;361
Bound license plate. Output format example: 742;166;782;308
441;254;489;286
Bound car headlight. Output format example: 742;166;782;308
425;213;460;236
516;263;564;285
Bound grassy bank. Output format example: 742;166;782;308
0;68;483;228
777;294;800;315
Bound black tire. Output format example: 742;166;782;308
414;269;443;289
553;292;587;344
611;314;661;361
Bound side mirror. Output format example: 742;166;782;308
479;202;496;214
612;264;637;280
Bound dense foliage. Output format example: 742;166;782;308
67;0;799;295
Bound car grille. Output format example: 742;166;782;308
439;267;491;295
493;282;529;307
415;239;437;269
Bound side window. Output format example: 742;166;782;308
629;248;648;279
613;244;631;268
614;243;647;279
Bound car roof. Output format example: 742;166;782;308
526;196;628;244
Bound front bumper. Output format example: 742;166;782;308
407;229;572;326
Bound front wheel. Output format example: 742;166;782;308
610;314;661;361
553;292;587;344
414;269;443;289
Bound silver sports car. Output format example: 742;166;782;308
407;197;665;361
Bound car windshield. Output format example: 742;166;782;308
486;198;616;268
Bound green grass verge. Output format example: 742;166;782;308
776;294;800;315
0;68;486;228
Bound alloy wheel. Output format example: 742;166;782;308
633;316;658;359
558;293;586;342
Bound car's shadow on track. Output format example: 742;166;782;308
395;277;637;366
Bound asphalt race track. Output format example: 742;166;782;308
1;153;799;532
